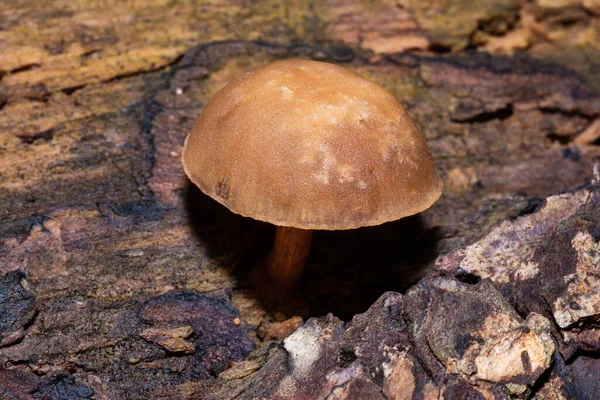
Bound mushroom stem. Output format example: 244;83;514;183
265;226;313;288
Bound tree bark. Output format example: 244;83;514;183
1;1;600;399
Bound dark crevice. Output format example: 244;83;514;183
80;48;101;60
547;133;572;145
58;60;178;97
26;90;52;104
479;12;520;36
9;63;41;74
452;103;514;123
538;292;581;361
540;106;597;120
26;214;50;232
62;84;86;95
16;128;55;144
21;309;38;333
122;68;172;202
428;43;453;54
338;347;357;368
463;10;522;51
513;197;544;219
529;349;557;398
2;310;40;349
567;349;600;362
512;303;531;321
135;98;162;198
562;315;600;332
398;306;445;385
455;272;481;285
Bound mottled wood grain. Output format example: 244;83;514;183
1;1;599;398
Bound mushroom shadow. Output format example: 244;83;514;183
184;181;273;265
184;181;441;321
299;214;440;320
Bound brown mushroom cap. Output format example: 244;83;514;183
182;59;442;230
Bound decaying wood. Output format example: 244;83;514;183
1;0;600;399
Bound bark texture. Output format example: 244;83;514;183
1;0;600;399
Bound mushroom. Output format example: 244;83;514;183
182;59;442;288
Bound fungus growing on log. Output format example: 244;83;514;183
182;59;442;288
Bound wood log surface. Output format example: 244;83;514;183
1;1;600;399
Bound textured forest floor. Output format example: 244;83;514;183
1;1;600;399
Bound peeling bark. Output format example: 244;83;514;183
1;1;600;398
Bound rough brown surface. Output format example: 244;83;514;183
1;1;600;399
